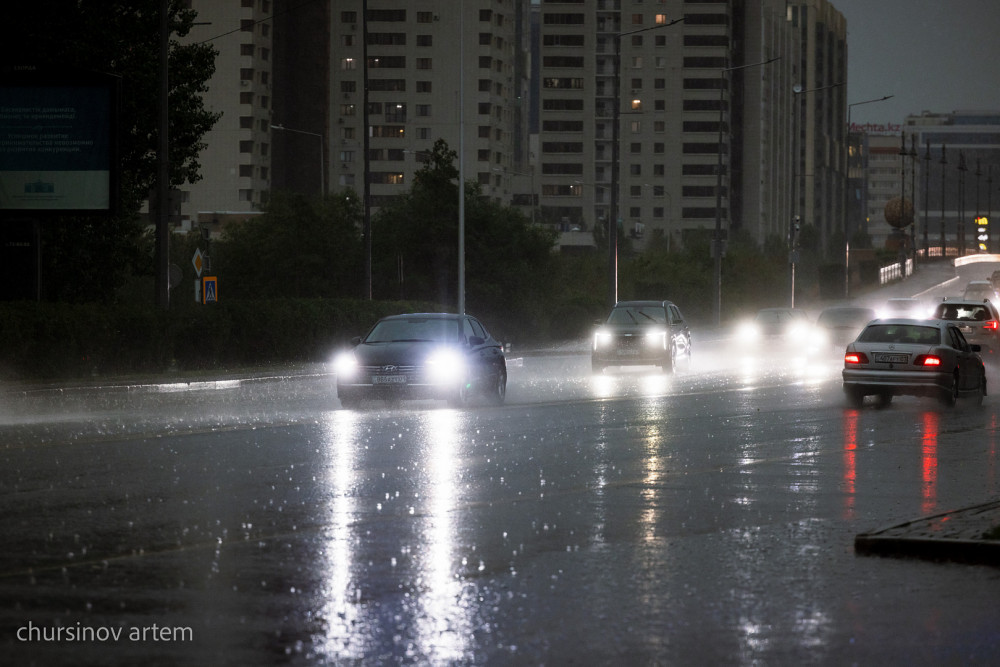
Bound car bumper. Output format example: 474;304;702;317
592;349;670;367
842;368;952;397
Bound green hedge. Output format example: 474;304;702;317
0;298;441;381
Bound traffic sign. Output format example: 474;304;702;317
192;248;204;277
202;276;218;304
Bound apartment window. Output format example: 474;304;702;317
341;58;357;70
384;104;406;122
477;149;490;162
629;207;641;218
653;207;664;218
683;186;717;197
416;104;431;117
654;164;665;176
478;102;491;115
631;99;642;111
342;127;355;140
479;56;492;68
543;99;584;111
630;164;641;176
341;81;356;93
240;44;254;56
478;79;491;92
631;57;643;69
261;24;269;37
239;140;253;153
542;142;583;153
416;11;433;23
339;151;354;162
340;104;356;116
479;33;491;46
630;143;642;154
239;165;253;177
543;13;585;24
654;143;665;154
655;100;666;111
632;14;643;25
259;72;268;85
416;81;432;93
684;78;724;90
543;77;584;89
369;56;405;68
341;35;355;47
543;34;585;47
259;95;268;108
417;34;432;46
368;79;406;91
630;186;642;197
479;9;492;21
541;120;584;132
240;68;253;81
541;163;583;175
239;189;253;201
239;116;253;129
340;174;355;186
370;172;405;185
632;35;642;47
341;11;357;22
371;125;405;138
418;128;430;140
259;142;268;156
241;20;254;32
543;56;584;68
654;78;665;89
684;35;729;47
369;33;406;47
416;58;432;70
478;126;491;138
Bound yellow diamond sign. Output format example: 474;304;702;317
192;248;204;277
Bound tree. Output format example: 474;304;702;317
371;139;558;340
215;191;364;300
3;1;220;302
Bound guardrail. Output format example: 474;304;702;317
879;258;914;285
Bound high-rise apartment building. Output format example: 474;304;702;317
534;0;845;252
179;0;276;233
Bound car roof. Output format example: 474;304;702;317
887;297;918;302
937;298;995;307
614;300;673;307
867;317;948;327
379;312;464;321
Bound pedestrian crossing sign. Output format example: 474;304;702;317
202;276;218;304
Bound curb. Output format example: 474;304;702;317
855;499;1000;567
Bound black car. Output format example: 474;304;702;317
591;300;691;373
335;313;507;407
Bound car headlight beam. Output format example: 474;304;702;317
426;348;467;385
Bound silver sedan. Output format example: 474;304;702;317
842;318;986;407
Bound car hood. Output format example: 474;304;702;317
352;341;453;366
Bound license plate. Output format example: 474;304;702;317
373;375;407;384
874;353;909;363
617;348;640;356
960;326;973;334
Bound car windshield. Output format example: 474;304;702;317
818;308;874;327
857;323;941;345
755;310;795;324
607;306;666;325
365;318;461;343
935;304;991;321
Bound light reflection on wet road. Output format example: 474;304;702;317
2;341;1000;664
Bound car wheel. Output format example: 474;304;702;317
975;372;987;406
660;345;676;374
845;385;865;408
876;391;893;409
448;380;471;408
487;368;507;406
939;373;960;407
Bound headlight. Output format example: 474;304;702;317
645;330;667;349
593;329;612;350
334;351;358;379
426;348;466;385
787;322;809;340
736;322;759;341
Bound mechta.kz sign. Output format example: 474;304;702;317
850;121;902;135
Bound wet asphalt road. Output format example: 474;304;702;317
3;258;1000;665
3;334;1000;665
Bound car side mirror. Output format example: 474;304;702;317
350;336;362;347
971;344;982;353
469;335;485;347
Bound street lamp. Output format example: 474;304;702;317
713;56;779;326
609;16;684;308
790;81;844;308
842;94;893;297
270;124;325;197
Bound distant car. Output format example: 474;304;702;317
963;280;999;305
931;298;1000;357
735;307;813;347
335;313;507;408
815;306;877;349
990;269;1000;292
592;300;691;373
843;318;986;407
877;297;927;320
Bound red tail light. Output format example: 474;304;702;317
984;320;999;331
914;354;942;366
845;352;869;364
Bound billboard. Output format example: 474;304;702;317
0;68;119;215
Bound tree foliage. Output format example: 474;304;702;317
3;1;220;302
216;191;364;300
370;140;558;341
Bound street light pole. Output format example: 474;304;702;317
842;94;893;297
609;17;684;308
923;139;931;256
940;144;947;255
713;56;779;326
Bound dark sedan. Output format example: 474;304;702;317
591;300;691;373
335;313;507;408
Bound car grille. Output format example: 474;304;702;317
360;364;420;375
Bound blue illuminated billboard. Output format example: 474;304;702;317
0;69;119;214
